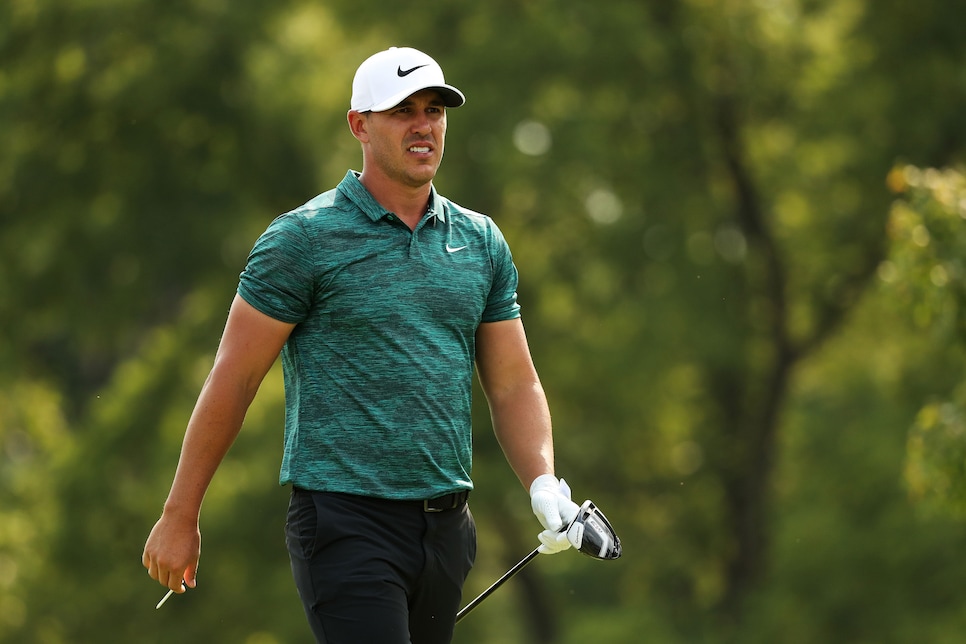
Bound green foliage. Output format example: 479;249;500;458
0;0;312;404
0;379;70;639
883;166;966;337
906;386;966;516
882;166;966;516
3;0;966;642
742;299;966;643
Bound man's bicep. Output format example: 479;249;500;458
214;294;296;385
475;318;539;397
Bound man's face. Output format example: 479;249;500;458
359;89;448;188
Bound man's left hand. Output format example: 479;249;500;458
530;474;580;554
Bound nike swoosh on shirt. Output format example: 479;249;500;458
397;64;428;77
446;244;468;253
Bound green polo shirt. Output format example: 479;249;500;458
237;170;521;500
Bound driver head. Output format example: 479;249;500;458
566;500;622;560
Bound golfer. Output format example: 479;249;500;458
142;46;579;643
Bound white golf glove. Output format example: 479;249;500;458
530;474;581;554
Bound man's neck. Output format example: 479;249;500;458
358;171;432;230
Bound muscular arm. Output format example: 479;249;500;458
475;318;555;490
142;294;295;592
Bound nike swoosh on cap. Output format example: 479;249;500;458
397;64;429;77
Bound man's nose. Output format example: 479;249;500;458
411;113;432;135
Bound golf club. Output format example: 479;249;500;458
456;499;621;623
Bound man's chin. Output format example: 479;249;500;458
405;166;440;187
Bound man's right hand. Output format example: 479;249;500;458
142;513;201;593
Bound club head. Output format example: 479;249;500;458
566;500;622;560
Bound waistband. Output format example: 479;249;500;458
292;487;470;513
420;490;470;512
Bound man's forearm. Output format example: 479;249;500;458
162;365;259;519
490;381;555;490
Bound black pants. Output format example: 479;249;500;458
286;488;476;644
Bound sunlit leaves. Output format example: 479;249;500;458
906;387;966;516
884;166;966;516
883;166;966;336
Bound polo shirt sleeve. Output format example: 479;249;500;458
237;213;315;324
481;221;522;323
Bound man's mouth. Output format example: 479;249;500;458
408;146;431;153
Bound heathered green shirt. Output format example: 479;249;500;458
237;171;521;500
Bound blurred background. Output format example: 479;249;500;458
2;0;966;642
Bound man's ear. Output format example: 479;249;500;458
347;110;370;143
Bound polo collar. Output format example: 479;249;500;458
338;170;445;223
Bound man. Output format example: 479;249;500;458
142;46;579;643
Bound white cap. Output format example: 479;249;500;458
350;47;465;113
